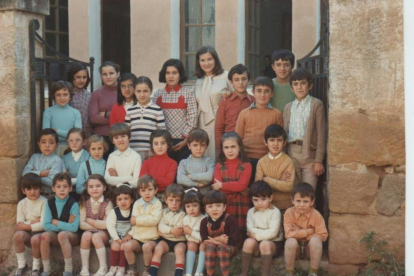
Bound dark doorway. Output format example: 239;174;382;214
102;0;131;73
246;0;292;80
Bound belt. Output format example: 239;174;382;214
290;140;303;146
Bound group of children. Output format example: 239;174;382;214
16;48;327;276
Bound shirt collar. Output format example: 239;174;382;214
114;147;132;156
294;94;311;105
249;102;273;109
294;208;312;219
268;152;283;160
253;204;275;213
189;154;205;160
138;101;151;108
166;208;181;214
138;197;157;208
72;149;84;162
228;92;254;101
165;84;182;93
91;195;104;206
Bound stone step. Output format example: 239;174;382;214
16;246;359;276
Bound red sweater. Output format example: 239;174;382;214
213;158;251;194
139;154;177;192
109;103;126;126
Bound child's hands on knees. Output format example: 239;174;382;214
69;214;76;223
313;162;324;176
281;171;292;181
122;234;132;243
170;227;184;238
116;239;123;245
183;225;192;235
108;168;118;176
130;215;136;226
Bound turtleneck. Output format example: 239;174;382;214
139;153;177;192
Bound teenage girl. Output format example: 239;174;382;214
105;185;136;276
152;59;197;164
125;76;166;161
62;128;90;186
182;189;206;276
110;73;137;126
67;62;92;137
79;175;113;276
139;129;177;197
76;135;109;195
212;132;251;242
89;61;121;158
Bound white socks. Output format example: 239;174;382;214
64;258;73;272
33;258;41;270
81;248;90;268
96;247;107;268
42;259;51;273
16;252;26;269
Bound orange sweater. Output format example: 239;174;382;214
284;207;328;242
235;107;283;159
255;152;295;210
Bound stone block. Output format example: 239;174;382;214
376;173;405;216
330;0;403;60
0;159;26;202
0;0;49;16
329;167;378;214
0;116;31;158
0;203;17;266
328;213;404;265
328;112;405;166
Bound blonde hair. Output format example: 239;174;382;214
85;134;109;153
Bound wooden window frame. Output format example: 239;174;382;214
44;0;69;58
180;0;216;82
245;0;260;80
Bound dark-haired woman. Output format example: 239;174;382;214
89;61;120;158
194;46;232;159
152;58;197;164
67;62;92;137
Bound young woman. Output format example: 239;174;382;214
194;46;232;159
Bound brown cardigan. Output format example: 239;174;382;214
283;97;326;163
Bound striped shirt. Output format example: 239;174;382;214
22;153;66;193
152;85;197;139
125;102;166;152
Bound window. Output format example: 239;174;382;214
181;0;215;80
45;0;69;57
246;0;260;80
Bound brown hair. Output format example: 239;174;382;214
164;183;184;200
187;128;209;146
138;174;157;190
79;174;112;208
217;132;250;165
50;80;74;101
85;134;109;153
21;173;42;190
52;172;71;187
291;182;315;200
64;128;86;155
109;123;131;142
195;46;224;79
202;190;228;206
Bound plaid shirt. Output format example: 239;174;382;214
152;85;197;139
70;88;92;137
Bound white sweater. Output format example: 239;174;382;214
158;208;186;242
16;196;48;232
183;213;205;243
246;205;283;242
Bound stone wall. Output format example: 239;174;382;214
328;0;405;267
0;1;47;267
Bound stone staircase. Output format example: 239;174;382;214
12;246;359;276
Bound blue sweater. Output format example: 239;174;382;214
62;150;90;181
43;196;80;232
42;104;82;145
76;157;106;194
